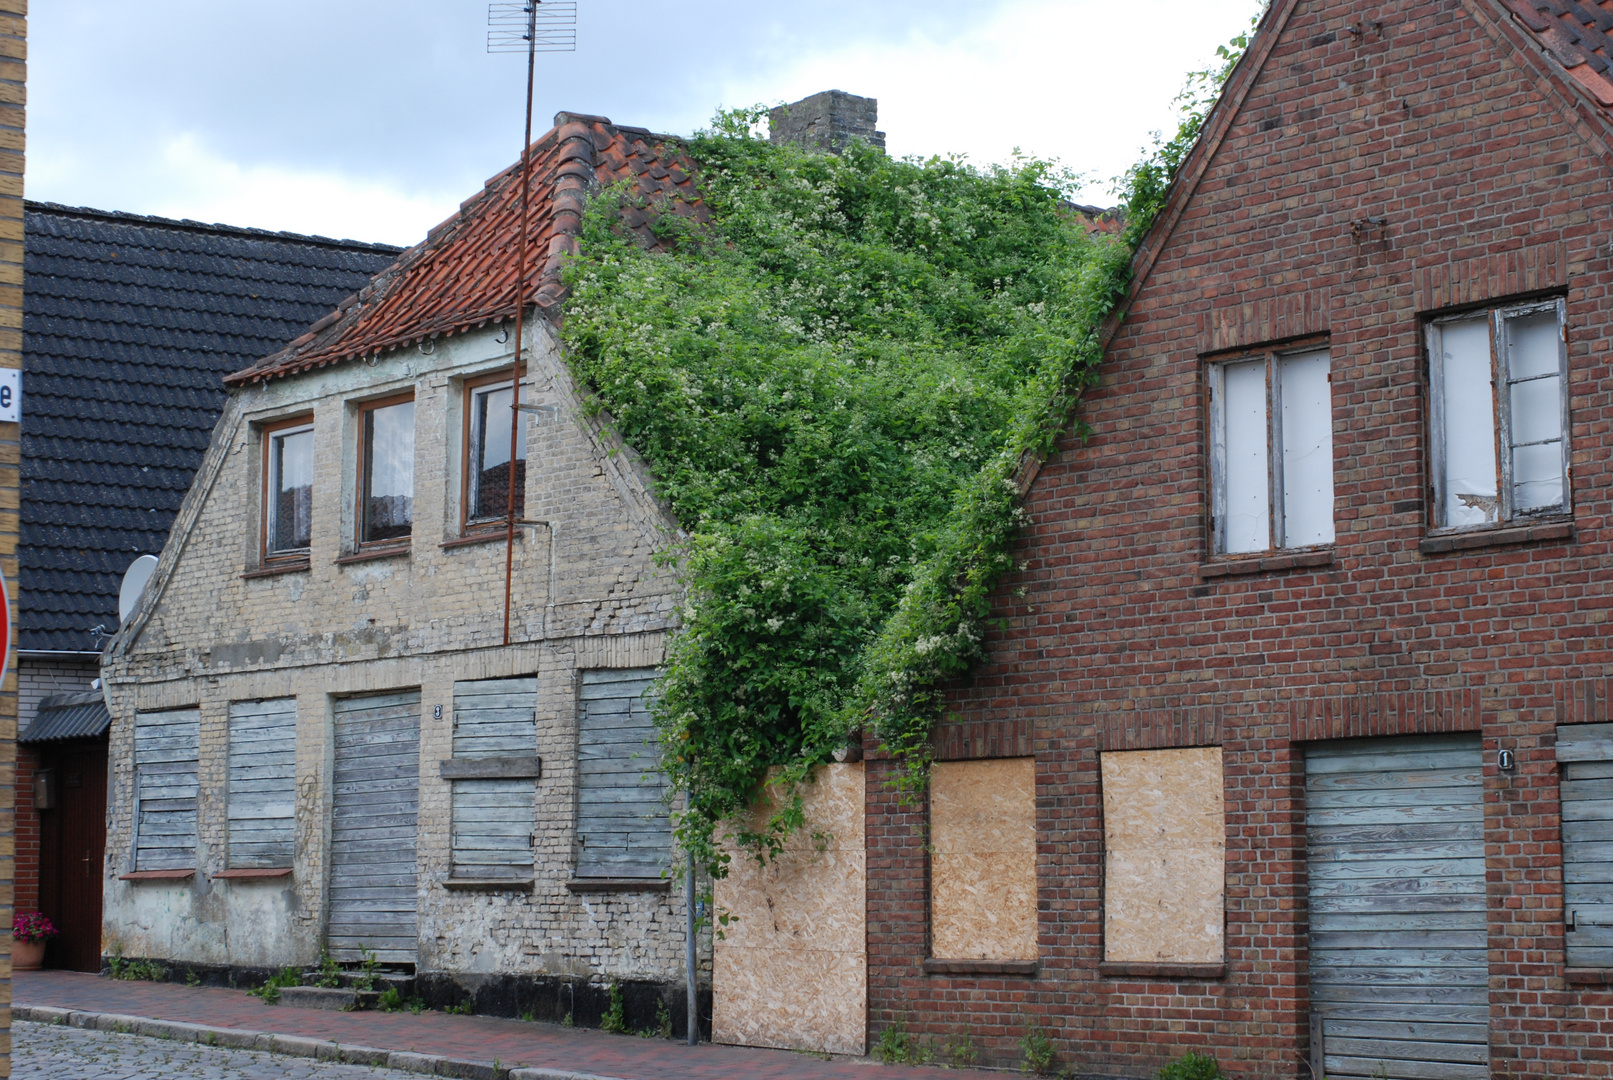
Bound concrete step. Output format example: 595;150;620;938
278;986;380;1011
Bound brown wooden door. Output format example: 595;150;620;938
38;739;108;971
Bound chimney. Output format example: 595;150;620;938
769;90;886;155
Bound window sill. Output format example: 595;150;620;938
565;878;671;894
922;959;1037;977
1565;968;1613;986
335;544;411;566
242;561;310;580
212;868;292;881
1098;961;1226;979
440;756;542;780
443;877;533;892
1198;548;1332;579
119;869;195;882
1419;520;1574;555
441;530;517;551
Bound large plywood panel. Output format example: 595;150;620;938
1101;746;1224;964
713;762;865;1056
930;757;1037;962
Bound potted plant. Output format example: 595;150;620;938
13;913;57;970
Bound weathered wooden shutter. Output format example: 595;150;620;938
450;677;537;880
133;708;200;872
227;698;296;869
329;691;420;963
1306;734;1488;1080
1557;722;1613;967
576;668;667;879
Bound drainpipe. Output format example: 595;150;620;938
686;848;698;1046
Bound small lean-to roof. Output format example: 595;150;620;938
1502;0;1613;106
22;204;400;652
225;113;707;388
20;691;111;744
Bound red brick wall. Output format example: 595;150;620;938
865;0;1613;1075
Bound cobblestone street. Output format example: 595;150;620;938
16;1022;421;1080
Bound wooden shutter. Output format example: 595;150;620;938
450;677;537;880
576;668;667;879
227;698;296;869
329;691;420;963
1306;734;1488;1080
1557;722;1613;966
133;708;200;872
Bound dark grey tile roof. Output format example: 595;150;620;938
21;203;402;652
20;691;110;743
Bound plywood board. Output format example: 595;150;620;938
713;762;865;1056
1101;746;1224;964
930;757;1037;962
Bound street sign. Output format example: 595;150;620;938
0;369;18;422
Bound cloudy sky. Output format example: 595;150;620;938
28;1;1258;247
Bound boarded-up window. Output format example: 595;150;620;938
133;707;200;872
576;668;667;879
227;698;296;869
450;676;538;880
1101;746;1225;964
1209;348;1335;554
1557;723;1613;967
930;757;1037;961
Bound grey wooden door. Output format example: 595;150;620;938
1307;734;1488;1080
329;690;420;964
1555;722;1613;965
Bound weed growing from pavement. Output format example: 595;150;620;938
250;966;301;1004
600;982;628;1035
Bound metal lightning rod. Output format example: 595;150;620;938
489;2;575;647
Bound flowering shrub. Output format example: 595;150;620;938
14;912;57;942
560;23;1255;877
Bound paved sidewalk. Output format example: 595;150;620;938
17;971;994;1080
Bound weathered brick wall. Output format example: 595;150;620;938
17;659;95;735
100;319;694;988
867;0;1613;1075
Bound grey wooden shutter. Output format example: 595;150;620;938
576;668;667;879
227;698;297;869
133;708;200;872
450;677;537;880
1306;734;1488;1080
329;690;420;963
1557;722;1613;966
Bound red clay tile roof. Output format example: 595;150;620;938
225;114;706;387
1503;0;1613;107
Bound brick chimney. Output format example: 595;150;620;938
769;90;886;154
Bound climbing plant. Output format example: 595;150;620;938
560;22;1256;877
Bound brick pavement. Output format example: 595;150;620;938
18;1020;422;1079
17;971;993;1079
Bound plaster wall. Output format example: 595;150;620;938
100;319;692;985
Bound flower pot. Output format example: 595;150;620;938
12;938;45;971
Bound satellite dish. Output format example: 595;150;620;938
119;555;160;623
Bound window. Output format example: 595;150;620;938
1555;723;1613;967
1208;348;1334;555
1428;299;1568;529
576;668;667;879
464;375;527;527
262;418;313;559
357;395;415;546
132;708;200;872
1101;747;1224;965
448;677;538;881
227;699;296;870
929;757;1037;962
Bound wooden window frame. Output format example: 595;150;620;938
353;391;416;553
459;367;526;536
1205;342;1334;558
260;414;315;566
1426;297;1570;532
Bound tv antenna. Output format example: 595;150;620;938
489;2;576;647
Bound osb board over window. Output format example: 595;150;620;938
1101;746;1225;965
712;762;866;1056
930;757;1037;962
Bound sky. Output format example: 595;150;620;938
27;1;1259;247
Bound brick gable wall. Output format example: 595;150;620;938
865;0;1613;1074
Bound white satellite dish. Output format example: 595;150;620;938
119;555;160;623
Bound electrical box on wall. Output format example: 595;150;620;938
34;768;55;811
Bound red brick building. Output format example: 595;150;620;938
865;1;1613;1077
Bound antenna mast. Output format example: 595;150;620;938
489;2;575;646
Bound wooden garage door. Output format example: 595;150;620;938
1307;734;1488;1080
330;691;420;964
